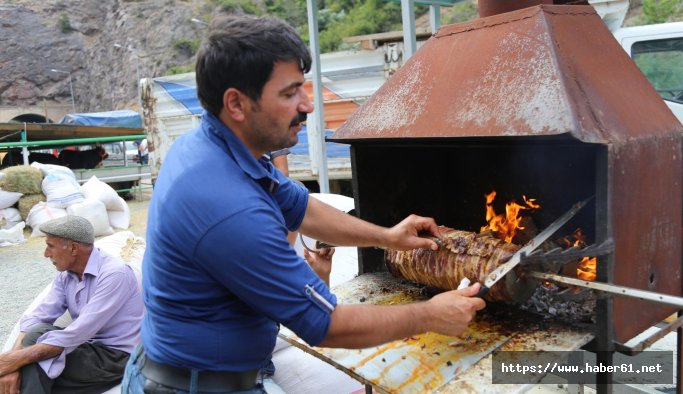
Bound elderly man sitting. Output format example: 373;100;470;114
0;216;143;394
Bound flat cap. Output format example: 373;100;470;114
40;216;95;245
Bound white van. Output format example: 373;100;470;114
613;22;683;124
101;141;139;167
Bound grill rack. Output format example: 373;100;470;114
519;238;615;266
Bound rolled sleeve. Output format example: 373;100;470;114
37;348;73;379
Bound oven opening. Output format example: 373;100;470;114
354;137;605;322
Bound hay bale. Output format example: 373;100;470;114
18;193;46;220
0;166;43;194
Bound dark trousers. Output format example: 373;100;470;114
20;323;130;394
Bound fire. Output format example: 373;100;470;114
577;257;597;281
564;228;598;281
563;228;586;248
480;191;539;243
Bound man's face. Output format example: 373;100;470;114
44;235;76;272
243;61;314;153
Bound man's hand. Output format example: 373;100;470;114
384;214;442;251
304;247;334;286
0;371;20;394
320;282;486;349
424;283;487;337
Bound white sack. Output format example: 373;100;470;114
26;202;67;237
0;189;22;209
1;208;22;229
66;199;114;237
108;197;130;229
31;162;76;180
80;176;123;211
95;231;145;288
42;173;84;208
0;221;25;246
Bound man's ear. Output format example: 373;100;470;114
223;88;246;122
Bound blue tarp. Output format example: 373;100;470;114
58;110;143;128
150;76;348;158
291;126;350;157
156;81;203;115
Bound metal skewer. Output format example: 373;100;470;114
529;271;683;309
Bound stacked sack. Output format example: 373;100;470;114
79;176;131;232
0;171;26;245
0;163;131;239
0;166;43;235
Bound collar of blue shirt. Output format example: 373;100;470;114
202;111;280;194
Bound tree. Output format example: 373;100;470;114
642;0;681;23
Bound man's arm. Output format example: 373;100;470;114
299;197;441;251
319;284;486;348
0;343;63;377
0;332;29;392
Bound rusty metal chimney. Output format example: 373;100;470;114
478;0;589;17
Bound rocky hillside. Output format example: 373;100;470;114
0;0;673;115
0;0;210;113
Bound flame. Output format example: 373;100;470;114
577;257;597;281
563;228;597;281
480;191;539;243
562;228;587;248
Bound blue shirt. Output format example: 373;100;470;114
141;111;337;372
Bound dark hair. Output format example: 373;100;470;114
195;15;312;117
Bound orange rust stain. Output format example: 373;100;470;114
349;327;509;392
393;362;445;392
353;341;409;369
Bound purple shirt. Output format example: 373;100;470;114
20;247;143;378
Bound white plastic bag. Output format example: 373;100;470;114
0;221;25;247
95;231;145;288
1;208;22;229
42;173;83;208
31;162;76;180
66;199;114;237
108;197;130;229
0;189;22;209
26;202;67;237
80;176;122;211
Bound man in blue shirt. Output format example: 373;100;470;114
122;15;485;394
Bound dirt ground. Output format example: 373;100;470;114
0;190;151;346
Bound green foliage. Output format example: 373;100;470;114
642;0;681;23
165;64;195;75
213;0;262;15
265;0;308;28
313;0;404;52
57;13;73;33
445;0;478;24
172;38;200;55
